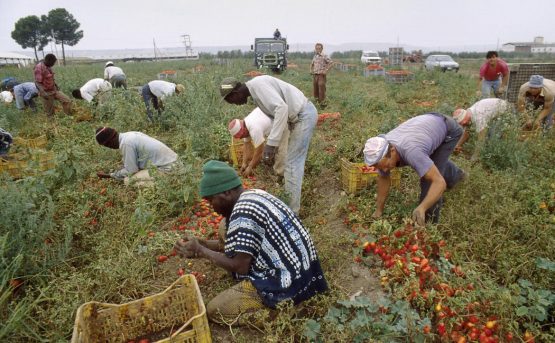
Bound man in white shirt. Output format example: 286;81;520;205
228;107;289;177
220;75;317;214
141;80;185;121
72;78;112;104
452;98;512;161
104;61;127;89
95;127;178;185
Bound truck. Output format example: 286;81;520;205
251;37;289;73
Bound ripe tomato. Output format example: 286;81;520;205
157;255;168;263
423;325;431;334
437;322;446;336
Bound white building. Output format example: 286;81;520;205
0;52;34;67
502;36;555;53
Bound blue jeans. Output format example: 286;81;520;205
481;79;500;98
419;114;464;223
284;101;317;214
141;85;160;121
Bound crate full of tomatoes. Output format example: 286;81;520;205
340;158;400;194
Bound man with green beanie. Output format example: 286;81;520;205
174;160;328;325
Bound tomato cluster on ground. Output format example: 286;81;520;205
346;203;535;343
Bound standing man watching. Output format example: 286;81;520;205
220;75;317;215
310;43;334;108
104;61;127;89
517;74;555;130
363;113;465;226
33;54;72;117
478;51;509;99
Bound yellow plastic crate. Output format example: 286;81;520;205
13;135;47;149
340;158;400;194
71;275;211;343
229;137;244;167
0;151;55;178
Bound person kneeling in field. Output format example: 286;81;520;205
363;113;466;226
174;160;328;325
13;82;39;111
141;80;185;121
517;74;555;131
452;98;512;162
228;107;289;178
95;127;178;185
72;78;113;105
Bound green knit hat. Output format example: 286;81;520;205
200;160;242;197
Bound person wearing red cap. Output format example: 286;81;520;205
95;127;178;184
228;107;289;177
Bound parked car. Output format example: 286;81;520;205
424;55;459;72
361;51;382;65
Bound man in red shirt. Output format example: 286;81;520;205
34;54;72;117
477;51;509;99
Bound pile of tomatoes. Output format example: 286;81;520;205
347;206;527;342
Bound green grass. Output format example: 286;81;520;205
1;57;554;342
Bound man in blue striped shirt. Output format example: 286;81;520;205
174;160;328;325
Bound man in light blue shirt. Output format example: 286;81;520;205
13;82;39;111
95;127;178;183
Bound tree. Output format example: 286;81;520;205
44;8;83;65
11;15;49;62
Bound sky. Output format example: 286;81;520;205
1;0;554;53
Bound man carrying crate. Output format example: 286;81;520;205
174;160;328;325
363;113;466;226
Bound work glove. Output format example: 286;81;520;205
262;145;277;166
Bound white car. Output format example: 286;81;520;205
424;55;459;72
361;51;382;65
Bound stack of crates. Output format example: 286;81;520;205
363;65;385;77
385;70;414;84
388;47;404;67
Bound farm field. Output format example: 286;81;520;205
1;57;554;342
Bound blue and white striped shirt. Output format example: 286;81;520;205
225;189;328;307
